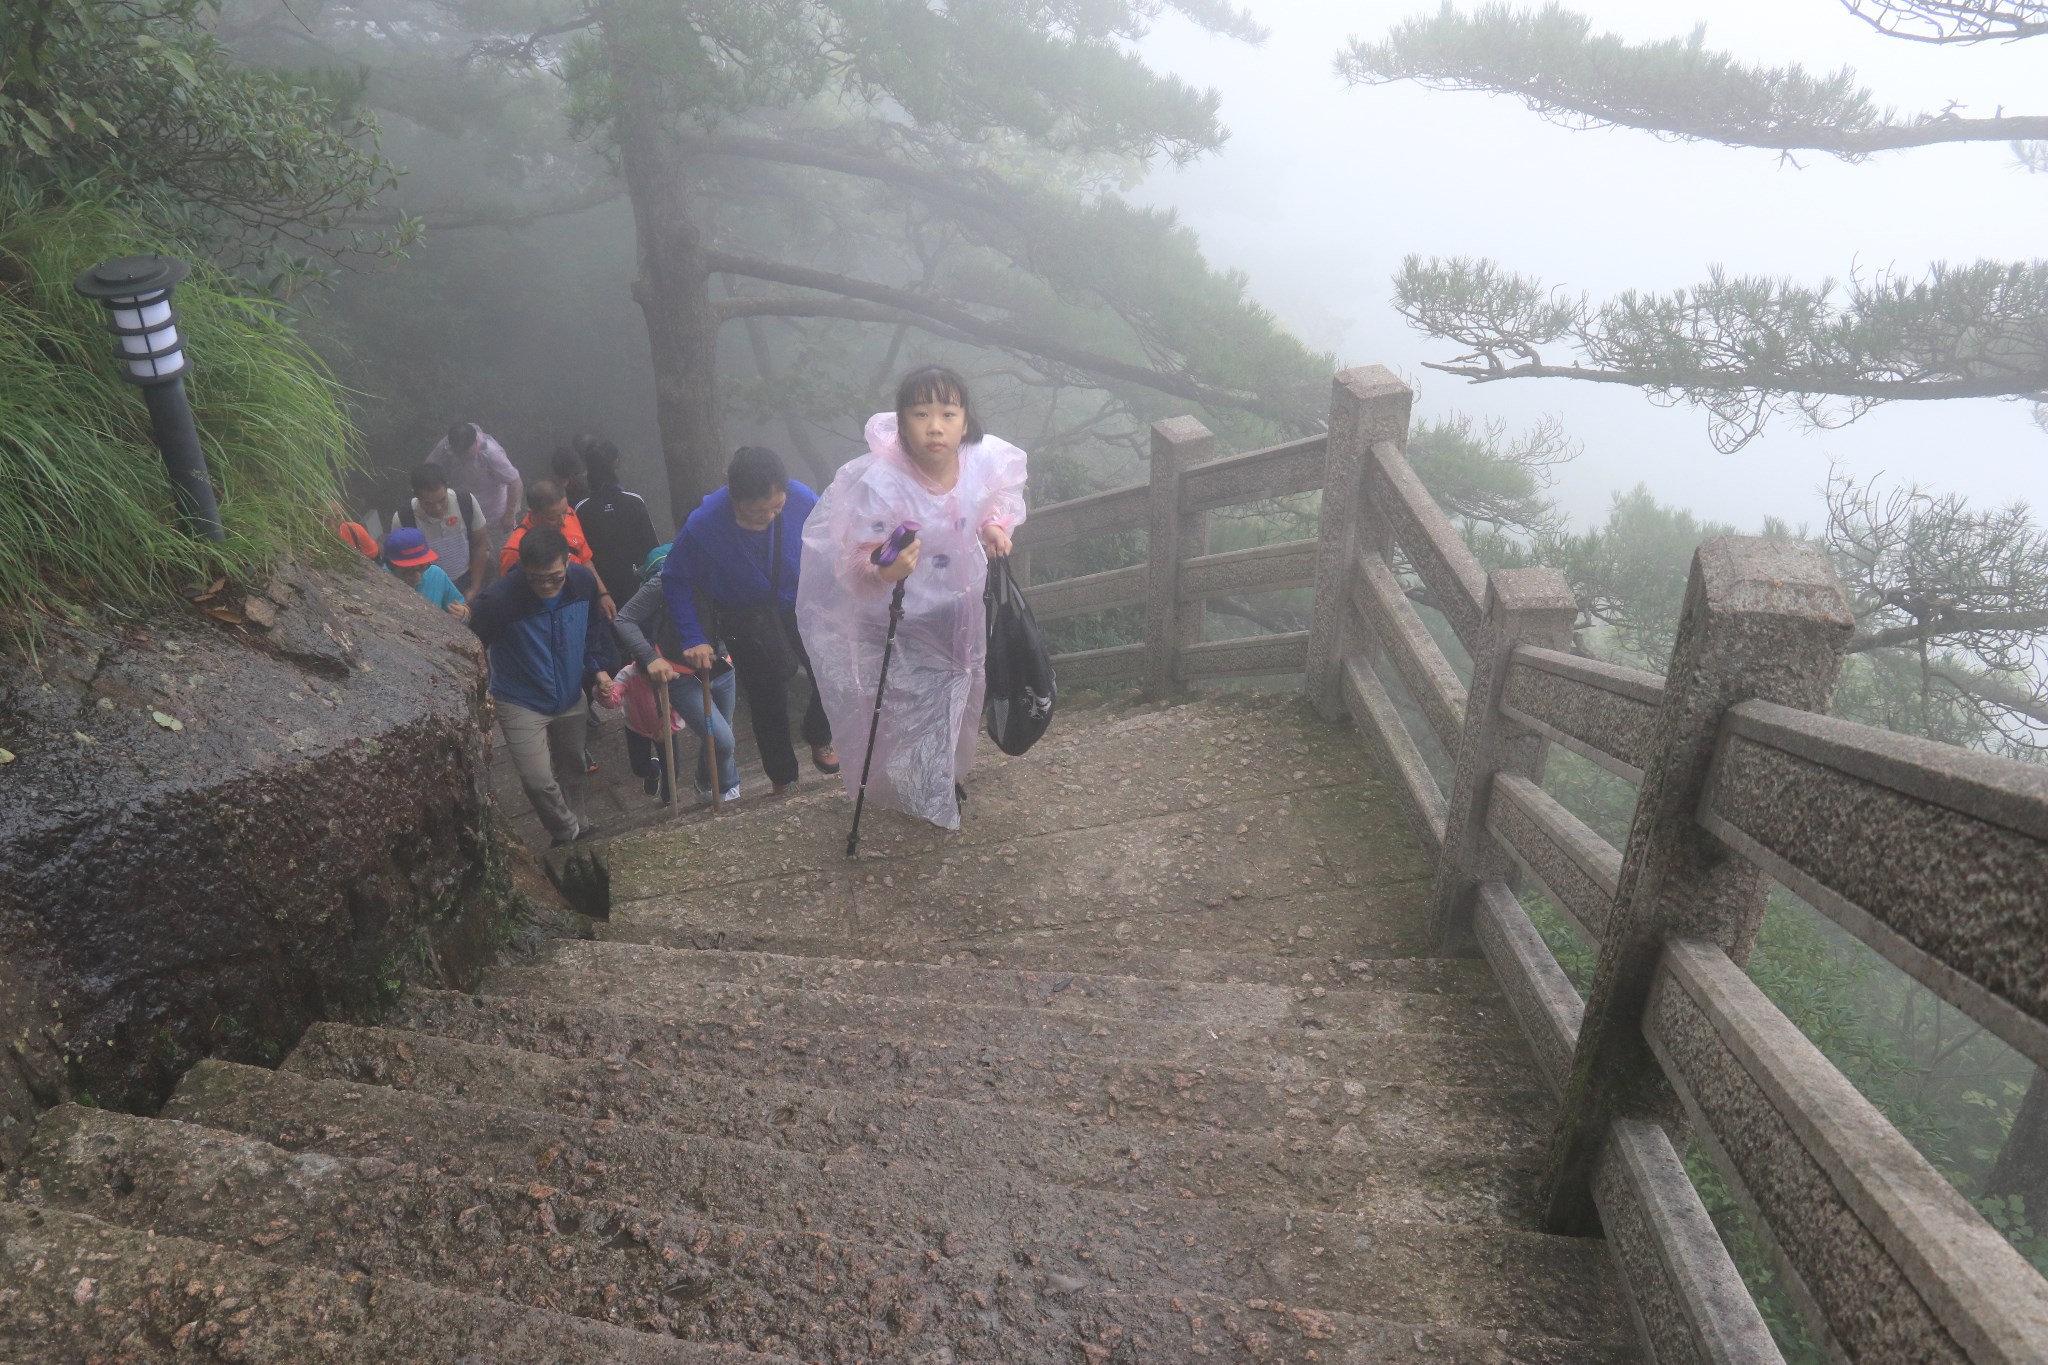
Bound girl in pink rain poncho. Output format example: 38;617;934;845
798;367;1027;830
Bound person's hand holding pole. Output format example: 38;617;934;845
877;537;919;583
680;643;716;672
647;656;680;683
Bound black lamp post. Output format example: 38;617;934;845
73;255;226;543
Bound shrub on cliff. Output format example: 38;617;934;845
0;181;359;651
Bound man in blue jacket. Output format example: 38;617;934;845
662;446;836;795
470;524;608;844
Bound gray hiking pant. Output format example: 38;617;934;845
498;699;586;841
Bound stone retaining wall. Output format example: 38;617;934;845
0;564;501;1157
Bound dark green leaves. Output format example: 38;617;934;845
0;0;410;283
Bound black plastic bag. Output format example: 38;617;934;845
983;555;1056;756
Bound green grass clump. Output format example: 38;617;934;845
0;178;357;651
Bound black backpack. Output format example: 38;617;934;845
983;555;1056;756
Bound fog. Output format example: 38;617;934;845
1135;0;2047;530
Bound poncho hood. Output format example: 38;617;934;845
864;411;977;493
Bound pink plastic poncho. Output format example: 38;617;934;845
797;413;1028;830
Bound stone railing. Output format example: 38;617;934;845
1021;365;2048;1362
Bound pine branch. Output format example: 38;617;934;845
1419;356;2048;402
1849;608;2048;652
1929;665;2048;724
714;293;987;344
463;11;598;66
1339;5;2048;158
1398;254;2048;448
704;252;1265;414
1840;0;2048;44
678;130;1011;216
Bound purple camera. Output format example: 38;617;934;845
871;521;921;568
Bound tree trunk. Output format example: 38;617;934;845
1987;1069;2048;1220
606;21;724;523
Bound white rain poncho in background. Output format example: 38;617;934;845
797;413;1027;830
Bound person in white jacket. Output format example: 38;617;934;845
797;367;1027;830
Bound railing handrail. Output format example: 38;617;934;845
1039;366;2048;1363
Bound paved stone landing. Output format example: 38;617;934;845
3;692;1638;1362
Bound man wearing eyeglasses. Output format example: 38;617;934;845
468;524;609;845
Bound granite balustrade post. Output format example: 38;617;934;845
1429;568;1580;954
1542;535;1853;1235
1307;367;1411;721
1142;416;1214;701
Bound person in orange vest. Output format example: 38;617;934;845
501;481;615;619
337;520;380;559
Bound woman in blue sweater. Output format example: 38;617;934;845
660;447;837;794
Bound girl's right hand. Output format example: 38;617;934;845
877;538;920;583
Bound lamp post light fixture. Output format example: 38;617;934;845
73;254;226;542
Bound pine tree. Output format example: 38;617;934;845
1338;2;2048;453
231;0;1338;516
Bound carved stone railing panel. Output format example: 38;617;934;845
1649;940;2048;1362
1700;700;2048;1070
1500;646;1664;782
1350;549;1466;752
1486;773;1620;948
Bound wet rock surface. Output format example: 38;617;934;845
0;565;494;1145
2;690;1640;1360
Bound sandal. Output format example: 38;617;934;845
811;743;841;775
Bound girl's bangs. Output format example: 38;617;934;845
899;377;967;412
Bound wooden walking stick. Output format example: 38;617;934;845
658;676;683;820
700;669;722;812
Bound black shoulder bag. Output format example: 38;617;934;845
719;517;802;682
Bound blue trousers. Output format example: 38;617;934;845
626;669;738;796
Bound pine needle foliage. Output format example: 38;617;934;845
0;180;357;652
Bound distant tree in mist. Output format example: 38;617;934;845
232;0;1341;518
1337;2;2048;454
1466;475;2048;755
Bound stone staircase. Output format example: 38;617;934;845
2;693;1641;1362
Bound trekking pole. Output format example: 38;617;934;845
846;579;908;858
700;669;722;812
846;522;920;859
658;679;683;819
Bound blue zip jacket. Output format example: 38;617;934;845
468;562;607;715
660;481;817;652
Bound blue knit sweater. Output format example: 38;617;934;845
659;481;817;651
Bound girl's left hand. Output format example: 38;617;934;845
979;522;1013;558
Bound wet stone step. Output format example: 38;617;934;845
474;962;1532;1088
590;937;1496;994
0;1201;774;1365
162;1061;1631;1343
286;1022;1551;1225
13;1105;1635;1365
608;787;1403;923
609;886;1437;965
539;939;1517;1037
385;987;1552;1142
600;693;1370;864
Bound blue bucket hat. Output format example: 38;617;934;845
639;544;672;583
